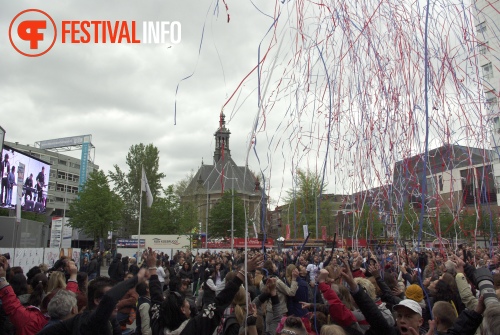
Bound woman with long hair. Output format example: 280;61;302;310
284;264;309;317
47;271;66;293
178;262;194;284
214;262;225;287
260;260;299;333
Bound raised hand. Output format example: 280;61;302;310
368;263;380;278
266;277;277;296
317;269;329;283
340;258;357;291
247;253;264;272
146;251;157;268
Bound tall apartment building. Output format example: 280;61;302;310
5;140;99;217
475;1;500;205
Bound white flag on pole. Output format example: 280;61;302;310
141;167;153;207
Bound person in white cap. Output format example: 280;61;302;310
392;300;423;335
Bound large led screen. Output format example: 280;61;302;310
1;145;51;212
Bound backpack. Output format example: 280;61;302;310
216;306;239;335
222;315;239;335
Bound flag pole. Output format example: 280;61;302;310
138;167;143;259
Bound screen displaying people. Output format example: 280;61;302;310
0;146;51;211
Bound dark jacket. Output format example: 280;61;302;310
87;259;98;275
31;276;139;335
285;276;308;317
178;268;194;282
128;264;140;276
192;263;205;284
201;278;216;306
108;257;124;282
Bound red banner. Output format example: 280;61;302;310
321;226;327;240
286;224;290;239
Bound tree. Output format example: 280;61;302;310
69;170;123;243
144;185;179;234
108;143;165;236
355;206;384;240
144;185;199;235
174;171;195;198
460;208;500;244
208;190;246;238
395;204;419;241
283;169;327;238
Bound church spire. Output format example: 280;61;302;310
213;111;231;163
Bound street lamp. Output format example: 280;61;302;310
231;177;235;254
61;159;69;250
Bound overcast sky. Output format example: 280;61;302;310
0;0;495;207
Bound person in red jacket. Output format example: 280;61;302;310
0;255;49;335
316;269;358;328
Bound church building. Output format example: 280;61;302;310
182;113;265;239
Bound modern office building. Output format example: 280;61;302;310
4;140;99;217
475;1;500;205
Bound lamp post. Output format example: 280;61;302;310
315;194;319;240
61;159;69;250
231;177;234;254
206;181;209;249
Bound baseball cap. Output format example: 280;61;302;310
393;299;422;316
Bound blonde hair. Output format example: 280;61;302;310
38;264;49;273
334;285;355;311
320;324;347;335
354;277;376;301
233;286;248;326
286;264;297;284
47;271;66;293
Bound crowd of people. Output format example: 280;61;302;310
0;243;499;335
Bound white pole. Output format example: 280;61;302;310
62;162;68;250
315;194;319;240
206;181;209;249
231;177;234;254
138;174;143;258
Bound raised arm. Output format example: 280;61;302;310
317;269;357;327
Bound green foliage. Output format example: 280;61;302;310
395;204;419;240
108;143;166;236
69;170;123;242
175;171;195;198
144;185;198;235
355;206;384;239
283;169;327;238
208;190;246;238
460;209;499;242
